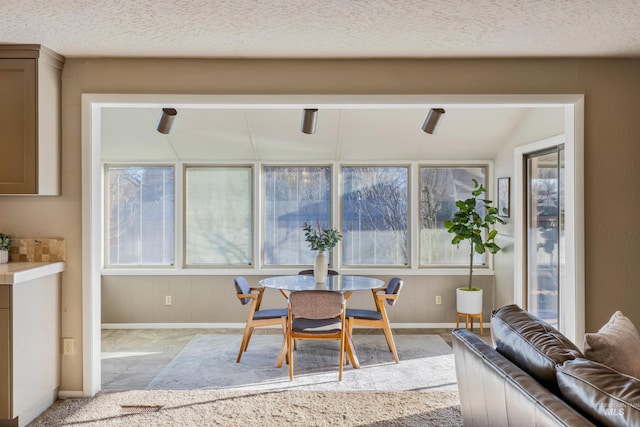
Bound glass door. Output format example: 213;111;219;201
526;145;565;328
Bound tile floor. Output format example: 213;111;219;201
101;327;490;391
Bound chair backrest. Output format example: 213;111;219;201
290;290;344;319
385;277;403;306
298;269;339;276
234;276;251;305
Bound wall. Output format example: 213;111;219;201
101;275;494;324
492;108;566;308
1;58;639;393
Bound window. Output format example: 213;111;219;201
185;166;252;266
106;165;174;266
419;166;487;266
263;166;331;266
342;166;408;266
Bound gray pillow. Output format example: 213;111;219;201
583;311;640;379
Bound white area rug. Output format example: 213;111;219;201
145;334;457;392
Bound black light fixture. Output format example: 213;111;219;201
301;108;318;134
422;108;445;134
157;108;177;134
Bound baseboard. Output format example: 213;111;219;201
58;390;85;399
101;322;488;330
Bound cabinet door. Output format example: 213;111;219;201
0;59;37;194
0;308;10;419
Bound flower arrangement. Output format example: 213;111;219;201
302;221;342;252
0;233;11;251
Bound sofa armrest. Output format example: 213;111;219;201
452;328;594;427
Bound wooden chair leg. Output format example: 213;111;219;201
381;324;399;363
236;324;253;363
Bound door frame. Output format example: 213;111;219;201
513;102;584;346
82;93;585;396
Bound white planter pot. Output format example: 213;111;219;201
313;251;328;283
456;288;483;314
0;249;8;264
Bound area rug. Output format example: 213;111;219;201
145;334;457;392
29;389;462;426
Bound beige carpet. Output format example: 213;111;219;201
29;390;462;426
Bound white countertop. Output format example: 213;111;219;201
0;262;65;285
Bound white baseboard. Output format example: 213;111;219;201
58;390;85;399
101;322;489;330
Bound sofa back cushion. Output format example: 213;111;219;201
491;304;583;394
557;358;640;427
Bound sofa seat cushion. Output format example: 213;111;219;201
583;310;640;380
557;358;640;427
491;304;583;394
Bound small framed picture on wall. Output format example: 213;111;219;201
497;177;510;218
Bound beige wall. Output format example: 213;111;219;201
1;58;639;393
101;275;494;325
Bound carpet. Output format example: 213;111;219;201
145;334;457;392
29;390;462;426
29;334;463;426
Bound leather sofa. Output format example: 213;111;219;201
452;304;640;427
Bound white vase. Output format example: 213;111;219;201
0;249;8;264
456;288;483;314
313;251;328;283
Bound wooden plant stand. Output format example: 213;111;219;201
456;312;483;335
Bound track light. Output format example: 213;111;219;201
301;108;318;134
422;108;445;134
157;108;177;134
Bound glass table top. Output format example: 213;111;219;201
259;275;384;292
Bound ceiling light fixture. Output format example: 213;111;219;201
422;108;445;134
301;108;318;134
157;108;177;134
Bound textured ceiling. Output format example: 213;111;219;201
2;0;640;58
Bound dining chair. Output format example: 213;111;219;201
234;276;288;363
298;269;339;276
346;277;403;363
287;290;347;381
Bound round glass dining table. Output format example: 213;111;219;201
259;274;385;369
259;274;384;293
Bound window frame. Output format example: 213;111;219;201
261;163;334;269
339;163;411;268
183;163;255;268
103;163;177;269
417;163;493;269
102;160;497;274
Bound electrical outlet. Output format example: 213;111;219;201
165;295;172;305
435;295;442;305
63;338;74;355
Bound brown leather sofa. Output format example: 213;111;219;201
452;304;640;427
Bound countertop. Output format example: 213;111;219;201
0;262;65;285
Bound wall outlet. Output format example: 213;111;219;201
165;295;172;305
63;338;74;355
435;295;442;305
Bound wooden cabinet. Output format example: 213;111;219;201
0;286;11;421
0;45;63;195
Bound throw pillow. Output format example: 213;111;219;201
583;311;640;379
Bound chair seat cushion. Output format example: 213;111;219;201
253;308;287;320
346;308;383;321
292;317;342;334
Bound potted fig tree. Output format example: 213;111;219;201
302;221;342;283
444;179;505;315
